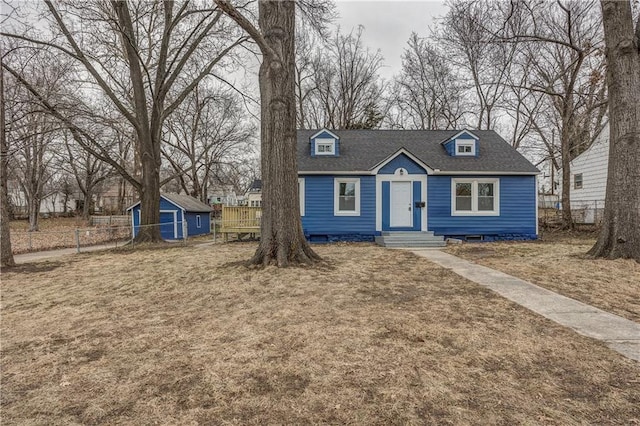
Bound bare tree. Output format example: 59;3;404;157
162;83;256;202
2;0;248;242
215;0;321;266
437;0;516;130
500;0;607;229
3;52;66;231
392;32;466;130
58;132;113;219
299;26;385;129
1;50;15;268
589;0;640;261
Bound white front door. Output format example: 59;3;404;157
390;181;412;227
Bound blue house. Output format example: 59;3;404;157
127;193;212;240
297;129;539;245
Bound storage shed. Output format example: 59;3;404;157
127;193;212;240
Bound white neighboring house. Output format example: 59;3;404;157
566;124;609;223
246;179;262;207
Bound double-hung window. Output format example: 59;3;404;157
574;173;583;189
452;178;499;215
334;178;360;216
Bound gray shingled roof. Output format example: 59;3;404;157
297;129;539;174
162;193;212;212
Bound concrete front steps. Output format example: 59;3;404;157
375;231;446;248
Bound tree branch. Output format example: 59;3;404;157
213;0;279;60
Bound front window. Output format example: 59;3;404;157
334;178;360;216
196;215;201;228
574;173;583;189
452;179;499;215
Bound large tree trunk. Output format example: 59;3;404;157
589;0;640;262
135;149;162;242
250;0;320;266
0;55;15;268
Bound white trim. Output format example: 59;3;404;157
131;209;136;239
298;177;305;216
196;214;201;228
431;170;540;176
376;177;382;231
455;139;476;156
310;128;340;140
370;148;434;174
334;178;360;216
300;170;372;175
299;170;539;176
422;177;428;231
314;138;336;156
451;178;500;216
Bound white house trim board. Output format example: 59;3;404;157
310;128;340;140
431;171;539;176
440;129;480;143
370;148;434;174
298;178;305;216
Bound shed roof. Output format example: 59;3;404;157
297;129;539;174
126;193;212;213
162;193;212;212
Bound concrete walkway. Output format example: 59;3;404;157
410;249;640;362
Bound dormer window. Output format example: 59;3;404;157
315;138;335;155
455;140;476;156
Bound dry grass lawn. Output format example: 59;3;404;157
446;231;640;323
2;242;640;425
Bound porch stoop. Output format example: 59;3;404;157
375;231;446;248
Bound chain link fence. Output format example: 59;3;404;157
10;224;132;254
538;198;605;227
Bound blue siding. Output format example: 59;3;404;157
443;140;456;156
185;211;211;237
378;153;427;174
382;181;422;231
310;130;340;157
427;175;537;240
301;175;376;240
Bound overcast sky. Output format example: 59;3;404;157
333;1;449;80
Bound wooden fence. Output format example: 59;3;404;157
219;206;261;241
90;215;130;226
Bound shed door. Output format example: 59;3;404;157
160;211;177;239
390;181;412;227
